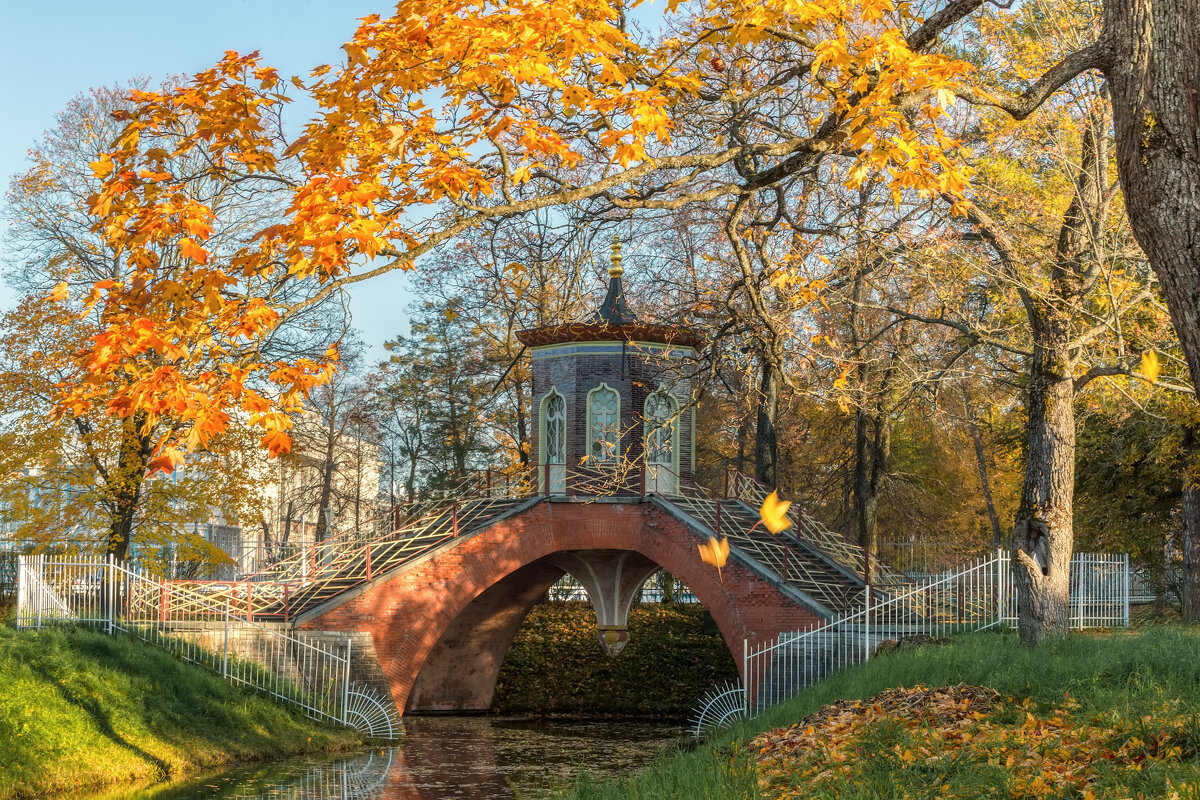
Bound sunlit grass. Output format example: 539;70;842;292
551;625;1200;799
0;623;361;800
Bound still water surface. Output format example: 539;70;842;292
100;717;685;800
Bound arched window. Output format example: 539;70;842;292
643;391;679;494
587;383;621;464
540;388;566;493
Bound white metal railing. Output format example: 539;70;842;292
14;554;395;736
741;550;1130;715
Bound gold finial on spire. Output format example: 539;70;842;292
609;235;624;278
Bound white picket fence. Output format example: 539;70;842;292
15;554;398;738
741;550;1129;716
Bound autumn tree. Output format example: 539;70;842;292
273;336;380;545
1;84;341;561
62;0;1200;640
408;209;598;472
381;301;498;489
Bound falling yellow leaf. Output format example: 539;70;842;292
698;537;730;582
48;282;69;302
1141;350;1160;383
760;490;792;534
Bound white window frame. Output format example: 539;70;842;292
586;382;621;464
643;390;680;493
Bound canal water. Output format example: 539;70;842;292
91;717;687;799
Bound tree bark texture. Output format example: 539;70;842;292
1104;2;1200;621
1012;350;1076;646
108;414;153;562
1182;428;1200;622
755;357;780;487
1012;103;1108;646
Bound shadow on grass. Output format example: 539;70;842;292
28;657;171;777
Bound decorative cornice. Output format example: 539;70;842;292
516;322;704;350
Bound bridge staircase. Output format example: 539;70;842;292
165;492;539;623
163;466;895;627
654;494;866;617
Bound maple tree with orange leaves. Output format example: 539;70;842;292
46;0;1200;640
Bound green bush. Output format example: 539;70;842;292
494;602;738;716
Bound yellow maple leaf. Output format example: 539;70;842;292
1141;350;1160;383
48;282;69;302
698;537;730;582
760;490;792;534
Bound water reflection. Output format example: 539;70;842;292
102;718;684;800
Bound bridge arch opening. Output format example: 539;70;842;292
405;546;743;714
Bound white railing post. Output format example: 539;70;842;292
223;598;230;679
863;584;872;663
36;554;44;629
15;554;25;628
342;638;353;725
1123;553;1131;628
742;638;750;716
106;553;114;635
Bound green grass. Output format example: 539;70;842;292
548;626;1200;800
0;623;363;800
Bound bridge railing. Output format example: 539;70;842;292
14;554;398;737
740;550;1130;716
720;468;906;587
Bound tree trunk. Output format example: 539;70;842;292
755;356;780;487
1012;99;1107;646
1012;341;1076;646
107;414;153;563
1182;428;1200;622
1105;3;1200;572
963;386;1004;549
315;425;337;543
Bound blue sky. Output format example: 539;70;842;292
0;0;412;359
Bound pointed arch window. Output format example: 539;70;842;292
587;383;621;464
643;390;679;493
540;388;566;493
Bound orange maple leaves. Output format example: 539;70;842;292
64;0;977;468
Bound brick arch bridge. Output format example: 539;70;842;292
296;497;839;714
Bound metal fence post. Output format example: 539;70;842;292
106;554;114;635
36;554;43;629
342;638;353;724
864;584;872;663
742;638;750;716
223;598;230;679
1123;552;1131;628
15;554;24;628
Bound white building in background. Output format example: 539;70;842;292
231;409;384;578
0;413;383;581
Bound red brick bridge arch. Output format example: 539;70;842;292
298;498;822;714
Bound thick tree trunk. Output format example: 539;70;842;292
1105;4;1200;618
108;415;153;563
1012;100;1107;646
1012;346;1076;645
1182;428;1200;622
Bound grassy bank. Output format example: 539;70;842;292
495;602;737;716
0;624;362;800
553;626;1200;799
